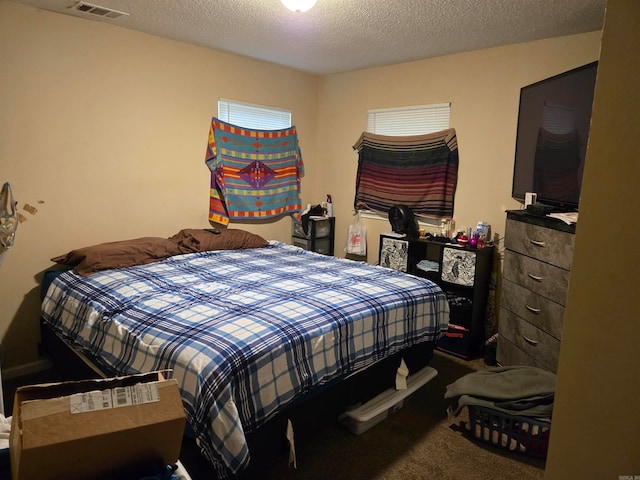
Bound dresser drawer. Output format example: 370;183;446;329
501;279;564;339
505;219;575;269
499;308;560;372
503;250;571;305
496;336;549;371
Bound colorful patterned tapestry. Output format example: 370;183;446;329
353;129;459;219
205;118;304;225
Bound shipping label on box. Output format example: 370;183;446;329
68;381;161;414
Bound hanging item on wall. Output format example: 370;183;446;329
0;182;19;267
1;182;18;248
345;212;367;256
205;118;304;225
352;129;459;219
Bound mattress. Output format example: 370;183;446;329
41;241;449;477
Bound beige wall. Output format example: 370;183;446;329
0;0;602;384
316;33;601;263
0;2;318;369
545;0;640;477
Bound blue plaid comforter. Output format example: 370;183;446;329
41;241;449;476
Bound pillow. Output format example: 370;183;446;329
51;237;187;276
169;228;268;252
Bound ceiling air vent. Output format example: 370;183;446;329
70;2;129;19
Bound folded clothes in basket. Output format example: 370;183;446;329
444;365;556;418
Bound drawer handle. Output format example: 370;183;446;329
523;335;539;346
529;239;546;247
527;273;543;282
525;304;541;314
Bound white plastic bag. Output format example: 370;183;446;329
345;212;367;256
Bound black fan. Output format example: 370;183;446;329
388;205;419;238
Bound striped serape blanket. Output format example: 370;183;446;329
205;118;304;225
353;129;459;219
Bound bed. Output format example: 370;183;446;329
39;229;449;478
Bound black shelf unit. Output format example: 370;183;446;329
379;234;494;359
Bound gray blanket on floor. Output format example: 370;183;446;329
445;365;556;418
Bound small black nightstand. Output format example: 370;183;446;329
292;217;335;255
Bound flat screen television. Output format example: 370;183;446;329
511;61;598;211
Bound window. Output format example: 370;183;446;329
366;103;451;136
218;99;291;130
354;103;458;226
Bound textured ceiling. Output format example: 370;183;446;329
9;0;606;75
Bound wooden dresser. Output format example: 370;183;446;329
497;210;575;373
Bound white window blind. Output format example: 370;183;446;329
218;99;292;130
366;103;451;136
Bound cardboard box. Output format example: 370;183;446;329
10;370;186;480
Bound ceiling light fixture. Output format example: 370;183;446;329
281;0;317;12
